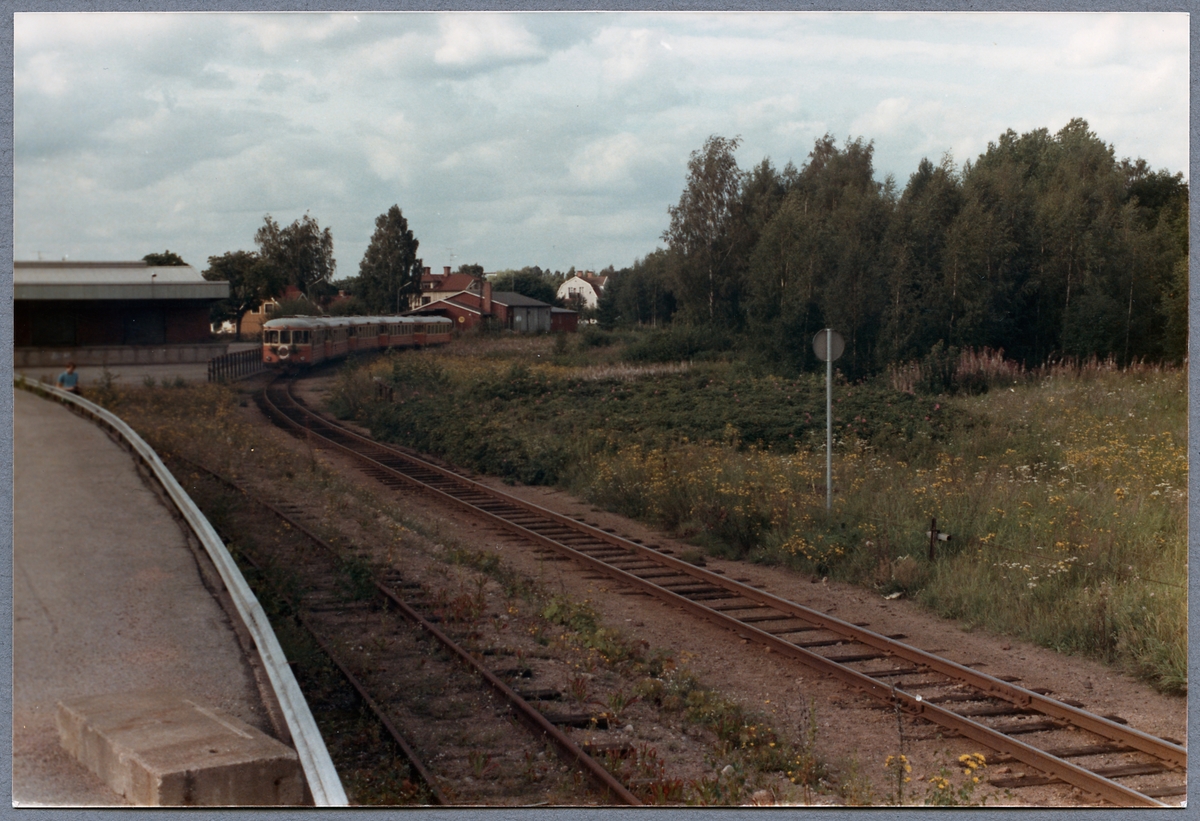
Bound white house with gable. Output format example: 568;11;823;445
556;271;608;309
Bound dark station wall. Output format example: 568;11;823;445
14;300;216;348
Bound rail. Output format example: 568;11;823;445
208;347;265;382
13;376;348;806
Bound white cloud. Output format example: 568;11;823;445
434;15;543;68
435;140;513;175
15;51;72;97
1062;14;1130;69
230;12;363;56
568;133;644;188
850;96;956;149
16;12;178;50
361;112;420;185
356;33;430;74
596;26;662;85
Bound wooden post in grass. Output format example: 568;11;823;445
927;518;951;560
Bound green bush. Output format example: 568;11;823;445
579;327;616;348
623;325;736;363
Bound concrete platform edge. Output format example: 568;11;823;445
56;691;304;806
14;377;347;807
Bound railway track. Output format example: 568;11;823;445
174;455;639;806
170;457;447;804
261;378;1186;807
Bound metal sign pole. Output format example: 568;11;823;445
812;328;843;512
826;328;833;511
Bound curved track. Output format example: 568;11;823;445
261;378;1186;807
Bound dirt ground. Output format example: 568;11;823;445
261;372;1186;807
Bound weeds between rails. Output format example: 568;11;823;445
169;455;639;806
180;433;825;805
165;456;439;805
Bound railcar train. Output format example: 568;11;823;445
262;314;454;368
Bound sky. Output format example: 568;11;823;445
12;11;1190;279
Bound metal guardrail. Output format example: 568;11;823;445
14;376;348;807
208;348;265;382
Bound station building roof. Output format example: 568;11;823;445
14;261;229;301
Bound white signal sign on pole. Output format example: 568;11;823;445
812;328;844;363
813;329;844;511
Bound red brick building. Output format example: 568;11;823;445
406;267;575;333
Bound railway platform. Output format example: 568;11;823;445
14;341;261;389
12;387;296;806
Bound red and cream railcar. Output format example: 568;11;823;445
262;315;453;368
379;316;415;349
262;316;328;367
414;317;453;346
361;316;412;352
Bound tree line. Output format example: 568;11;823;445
601;119;1187;376
200;205;586;336
200;206;431;336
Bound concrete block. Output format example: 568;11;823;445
56;690;304;805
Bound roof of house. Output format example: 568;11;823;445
421;272;479;292
442;296;485;315
406;296;484;316
14;261;229;301
561;273;608;288
490;291;552;307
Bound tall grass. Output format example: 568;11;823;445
581;368;1187;693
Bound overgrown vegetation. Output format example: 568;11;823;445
330;345;965;489
331;336;1186;694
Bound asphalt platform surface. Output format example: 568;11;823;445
12;388;275;806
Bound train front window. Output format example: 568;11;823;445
266;330;279;344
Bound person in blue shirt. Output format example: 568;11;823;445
56;362;80;394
